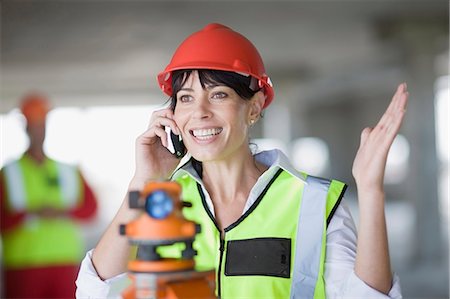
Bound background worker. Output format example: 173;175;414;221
0;93;98;298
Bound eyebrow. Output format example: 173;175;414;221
179;88;194;92
206;83;225;89
179;85;224;92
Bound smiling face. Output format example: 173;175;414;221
173;70;263;163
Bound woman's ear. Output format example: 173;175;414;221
248;91;265;122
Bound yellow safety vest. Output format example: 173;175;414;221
1;155;85;269
159;167;347;298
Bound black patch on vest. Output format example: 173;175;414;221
225;237;291;278
46;176;59;186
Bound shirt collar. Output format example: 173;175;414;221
171;149;306;183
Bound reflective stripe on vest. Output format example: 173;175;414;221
56;162;80;208
291;175;330;299
165;169;347;298
3;161;27;210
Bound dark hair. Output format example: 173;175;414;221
169;69;260;111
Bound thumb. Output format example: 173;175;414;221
360;127;372;147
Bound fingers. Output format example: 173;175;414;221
154;127;169;148
362;83;408;153
138;124;169;149
398;85;409;112
387;83;408;134
148;108;180;135
385;108;406;141
382;83;407;116
137;108;180;149
376;83;409;133
151;116;180;135
393;83;409;112
393;83;408;111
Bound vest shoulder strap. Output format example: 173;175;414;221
55;162;81;207
290;175;347;299
2;160;27;210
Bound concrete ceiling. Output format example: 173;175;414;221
1;1;448;112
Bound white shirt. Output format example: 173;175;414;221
76;149;402;298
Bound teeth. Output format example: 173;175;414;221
192;128;222;138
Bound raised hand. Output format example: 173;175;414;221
352;83;409;192
353;83;409;294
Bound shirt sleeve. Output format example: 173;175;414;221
325;198;402;298
69;173;98;220
76;249;129;299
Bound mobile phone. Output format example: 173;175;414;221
169;130;186;159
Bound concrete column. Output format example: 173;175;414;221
399;23;446;261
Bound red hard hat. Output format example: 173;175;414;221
20;93;51;124
157;23;274;108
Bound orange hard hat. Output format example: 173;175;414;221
157;23;274;108
20;93;51;124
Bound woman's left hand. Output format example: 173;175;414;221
352;83;409;192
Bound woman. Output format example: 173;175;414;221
76;23;406;298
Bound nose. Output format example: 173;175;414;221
192;96;213;119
